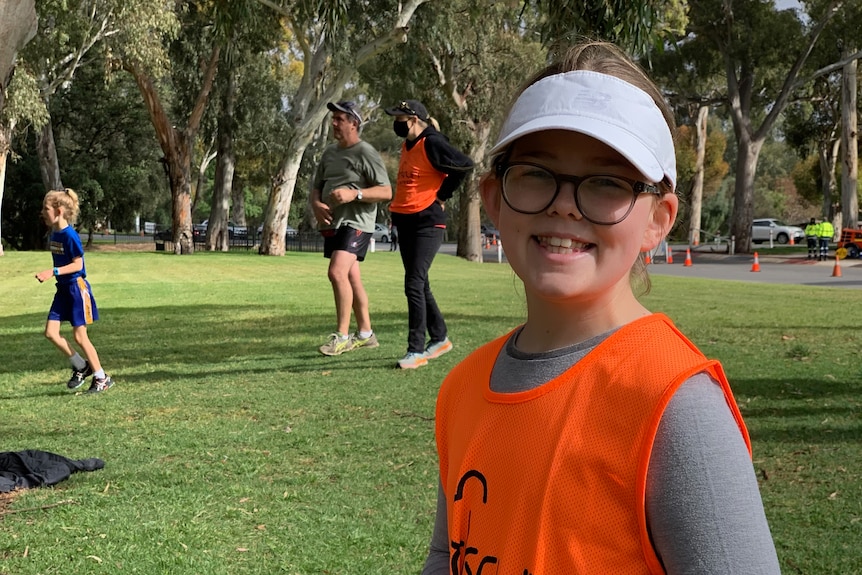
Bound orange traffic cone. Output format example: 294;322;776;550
684;248;693;267
644;251;652;265
789;236;795;246
751;252;761;272
666;244;673;264
832;255;842;277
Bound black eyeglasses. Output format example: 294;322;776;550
497;162;661;225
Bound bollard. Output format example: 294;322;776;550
370;237;376;252
497;240;503;264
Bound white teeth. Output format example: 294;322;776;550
539;236;585;251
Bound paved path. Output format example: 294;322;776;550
647;252;862;289
442;243;862;289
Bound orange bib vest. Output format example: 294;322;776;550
390;138;446;215
435;314;751;575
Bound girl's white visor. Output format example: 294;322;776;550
490;70;676;190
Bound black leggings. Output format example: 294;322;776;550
398;226;446;353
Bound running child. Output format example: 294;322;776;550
35;188;113;394
422;41;780;574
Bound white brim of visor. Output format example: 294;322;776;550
489;70;676;190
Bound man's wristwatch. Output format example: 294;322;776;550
356;189;363;202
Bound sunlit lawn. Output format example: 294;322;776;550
1;247;861;574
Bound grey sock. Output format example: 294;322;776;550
70;353;87;370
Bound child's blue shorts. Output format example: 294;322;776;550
48;277;99;327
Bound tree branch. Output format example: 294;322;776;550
187;45;221;135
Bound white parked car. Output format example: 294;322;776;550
372;223;390;243
751;218;805;245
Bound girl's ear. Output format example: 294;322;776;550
479;172;503;228
641;192;678;252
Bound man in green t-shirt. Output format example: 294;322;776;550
310;101;392;356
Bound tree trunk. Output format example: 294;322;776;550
191;145;216;217
132;68;195;253
0;0;37;114
841;51;858;229
689;105;709;245
457;121;491;262
729;135;764;253
0;120;13;256
231;174;246;226
127;46;219;255
36;118;64;192
168;139;195;254
261;133;312;256
208;69;238;252
819;138;840;219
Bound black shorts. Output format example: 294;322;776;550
322;226;372;261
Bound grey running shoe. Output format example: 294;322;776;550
397;352;428;369
348;332;379;351
86;375;113;394
424;338;453;360
319;333;352;356
68;362;94;389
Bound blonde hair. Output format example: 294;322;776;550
491;40;676;295
415;116;441;131
44;188;81;224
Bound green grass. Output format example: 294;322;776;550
1;248;861;574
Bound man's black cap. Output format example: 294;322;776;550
384;99;429;121
327;101;362;124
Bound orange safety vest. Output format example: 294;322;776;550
435;313;751;575
390;138;446;215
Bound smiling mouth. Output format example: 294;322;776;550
536;235;592;254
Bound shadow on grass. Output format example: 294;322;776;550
1;306;516;377
732;377;862;444
733;377;862;401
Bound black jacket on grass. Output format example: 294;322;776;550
0;449;104;493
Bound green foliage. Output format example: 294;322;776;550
108;0;180;75
51;63;167;231
4;61;168;246
1;66;47;128
1;133;46;250
699;187;732;237
534;0;688;56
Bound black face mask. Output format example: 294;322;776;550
393;120;410;138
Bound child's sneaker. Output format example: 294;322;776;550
397;352;428;370
348;332;379;351
424;338;453;360
86;375;113;394
67;362;94;389
319;333;351;356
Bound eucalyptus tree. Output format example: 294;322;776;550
16;0;144;195
51;61;165;242
647;32;728;246
203;1;278;251
820;0;862;228
255;0;431;256
783;73;843;219
682;0;859;252
0;0;37;255
362;0;545;261
116;1;269;254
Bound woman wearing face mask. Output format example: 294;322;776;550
384;100;474;369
